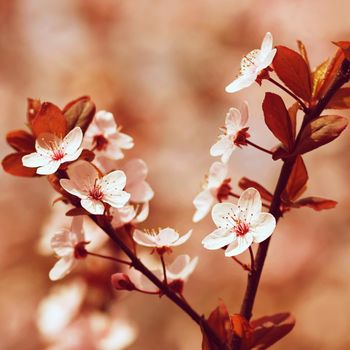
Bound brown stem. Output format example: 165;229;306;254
248;246;255;272
246;139;274;155
91;217;228;350
86;251;132;266
232;256;252;272
160;253;168;285
238;58;350;325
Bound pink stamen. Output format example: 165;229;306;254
234;221;249;237
51;149;65;161
89;181;104;200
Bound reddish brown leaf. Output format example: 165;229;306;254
63;95;96;133
262;92;294;151
296;115;348;155
238;177;273;203
288;102;299;140
202;301;231;350
247;312;295;350
6;130;35;152
294;197;337;211
31;102;67;137
271;144;290;161
27;98;41;125
2;153;37;177
297;40;311;74
273;46;312;101
326;88;350;109
66;207;89;216
311;59;330;99
231;314;253;340
333;41;350;60
284;156;308;201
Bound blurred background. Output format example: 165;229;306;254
1;0;350;349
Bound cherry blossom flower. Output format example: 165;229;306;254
193;161;232;223
210;103;250;163
60;160;130;215
202;188;276;256
133;227;192;250
225;32;276;93
49;216;86;281
111;202;149;228
84;110;134;160
166;254;199;281
22;127;83;175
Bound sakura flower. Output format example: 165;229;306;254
22;127;83;175
193;161;231;222
225;32;276;93
202;188;276;256
84;110;134;160
111;202;149;228
60;160;130;215
166;254;199;281
210;103;250;163
133;227;192;250
49;216;86;281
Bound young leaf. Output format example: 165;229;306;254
288;102;299;140
63;96;96;133
326;88;350;109
6;130;35;152
311;59;330;98
27;98;41;125
297;40;311;75
262;92;294;151
294;197;337;211
296;115;348;154
2;153;37;177
31;102;67;137
284;156;308;201
333;41;350;60
230;314;253;341
238;177;273;203
273;46;312;101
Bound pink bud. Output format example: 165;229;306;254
111;273;135;291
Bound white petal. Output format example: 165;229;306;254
111;205;136;227
260;32;273;56
172;229;192;246
167;255;198;281
157;228;180;246
49;257;76;281
37;160;61;175
210;136;233;161
66;160;99;191
59;179;87;199
22;152;50;168
207;161;228;188
259;48;277;70
101;170;127;195
61;148;83;163
70;216;84;242
251;212;276;243
113;132;134;149
202;228;235;250
225;234;253;257
225;74;256;93
61;127;83;155
134;202;149;223
81;198;105;215
51;230;75;256
238;188;262;223
132;229;157;247
124;158;148;185
225;108;242;134
192;190;215;223
95;111;117;135
103;191;130;208
240;101;249;127
127;180;154;203
35;133;61;155
212;202;239;229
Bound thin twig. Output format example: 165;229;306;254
160;253;168;286
246;139;274;155
86;251;132;266
232;256;252;272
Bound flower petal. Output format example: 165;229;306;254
240;101;249;127
238;188;262;223
124;159;148;185
211;202;239;229
210;136;234;163
207;161;228;188
225;74;256;93
192;189;215;223
127;180;154;203
35;133;61;156
37;160;61;175
66;160;99;191
22;152;50;168
251;212;276;243
134;202;149;223
157;227;180;246
225;108;242;134
61;127;83;154
132;229;157;247
225;234;253;257
259;48;277;69
202;228;235;250
167;255;198;281
103;191;130;209
51;229;75;256
60;179;87;199
260;32;273;57
70;216;84;241
49;256;76;281
101;170;127;195
172;229;192;246
81;198;105;215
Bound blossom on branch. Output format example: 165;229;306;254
60;160;130;215
193;161;231;222
22;127;83;175
202;188;276;256
210;103;250;163
225;32;276;93
84;110;134;160
49;216;86;281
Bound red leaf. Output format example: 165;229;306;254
333;41;350;60
31;102;67;137
294;197;337;211
65;207;89;216
284;156;308;201
238;177;273;203
296;115;348;155
6;130;35;152
262;92;294;151
231;314;253;340
271;144;290;161
247;312;295;350
297;40;311;75
326;88;350;109
288;102;299;141
2;153;37;177
27;98;41;125
273;46;312;101
63;95;96;133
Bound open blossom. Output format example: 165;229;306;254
202;188;276;256
133;227;192;249
193;162;231;222
84;110;134;160
225;32;276;93
22;127;83;175
165;254;199;281
210;103;250;163
111;202;149;228
60;160;130;215
49;216;86;281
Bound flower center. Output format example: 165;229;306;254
232;127;250;147
216;179;232;202
240;49;260;75
51;148;65;161
93;134;109;151
89;183;104;200
234;221;249;237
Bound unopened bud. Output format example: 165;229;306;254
111;273;135;291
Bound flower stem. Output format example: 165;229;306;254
267;77;308;112
246;139;273;155
160;253;168;286
232;256;252;272
86;251;132;266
